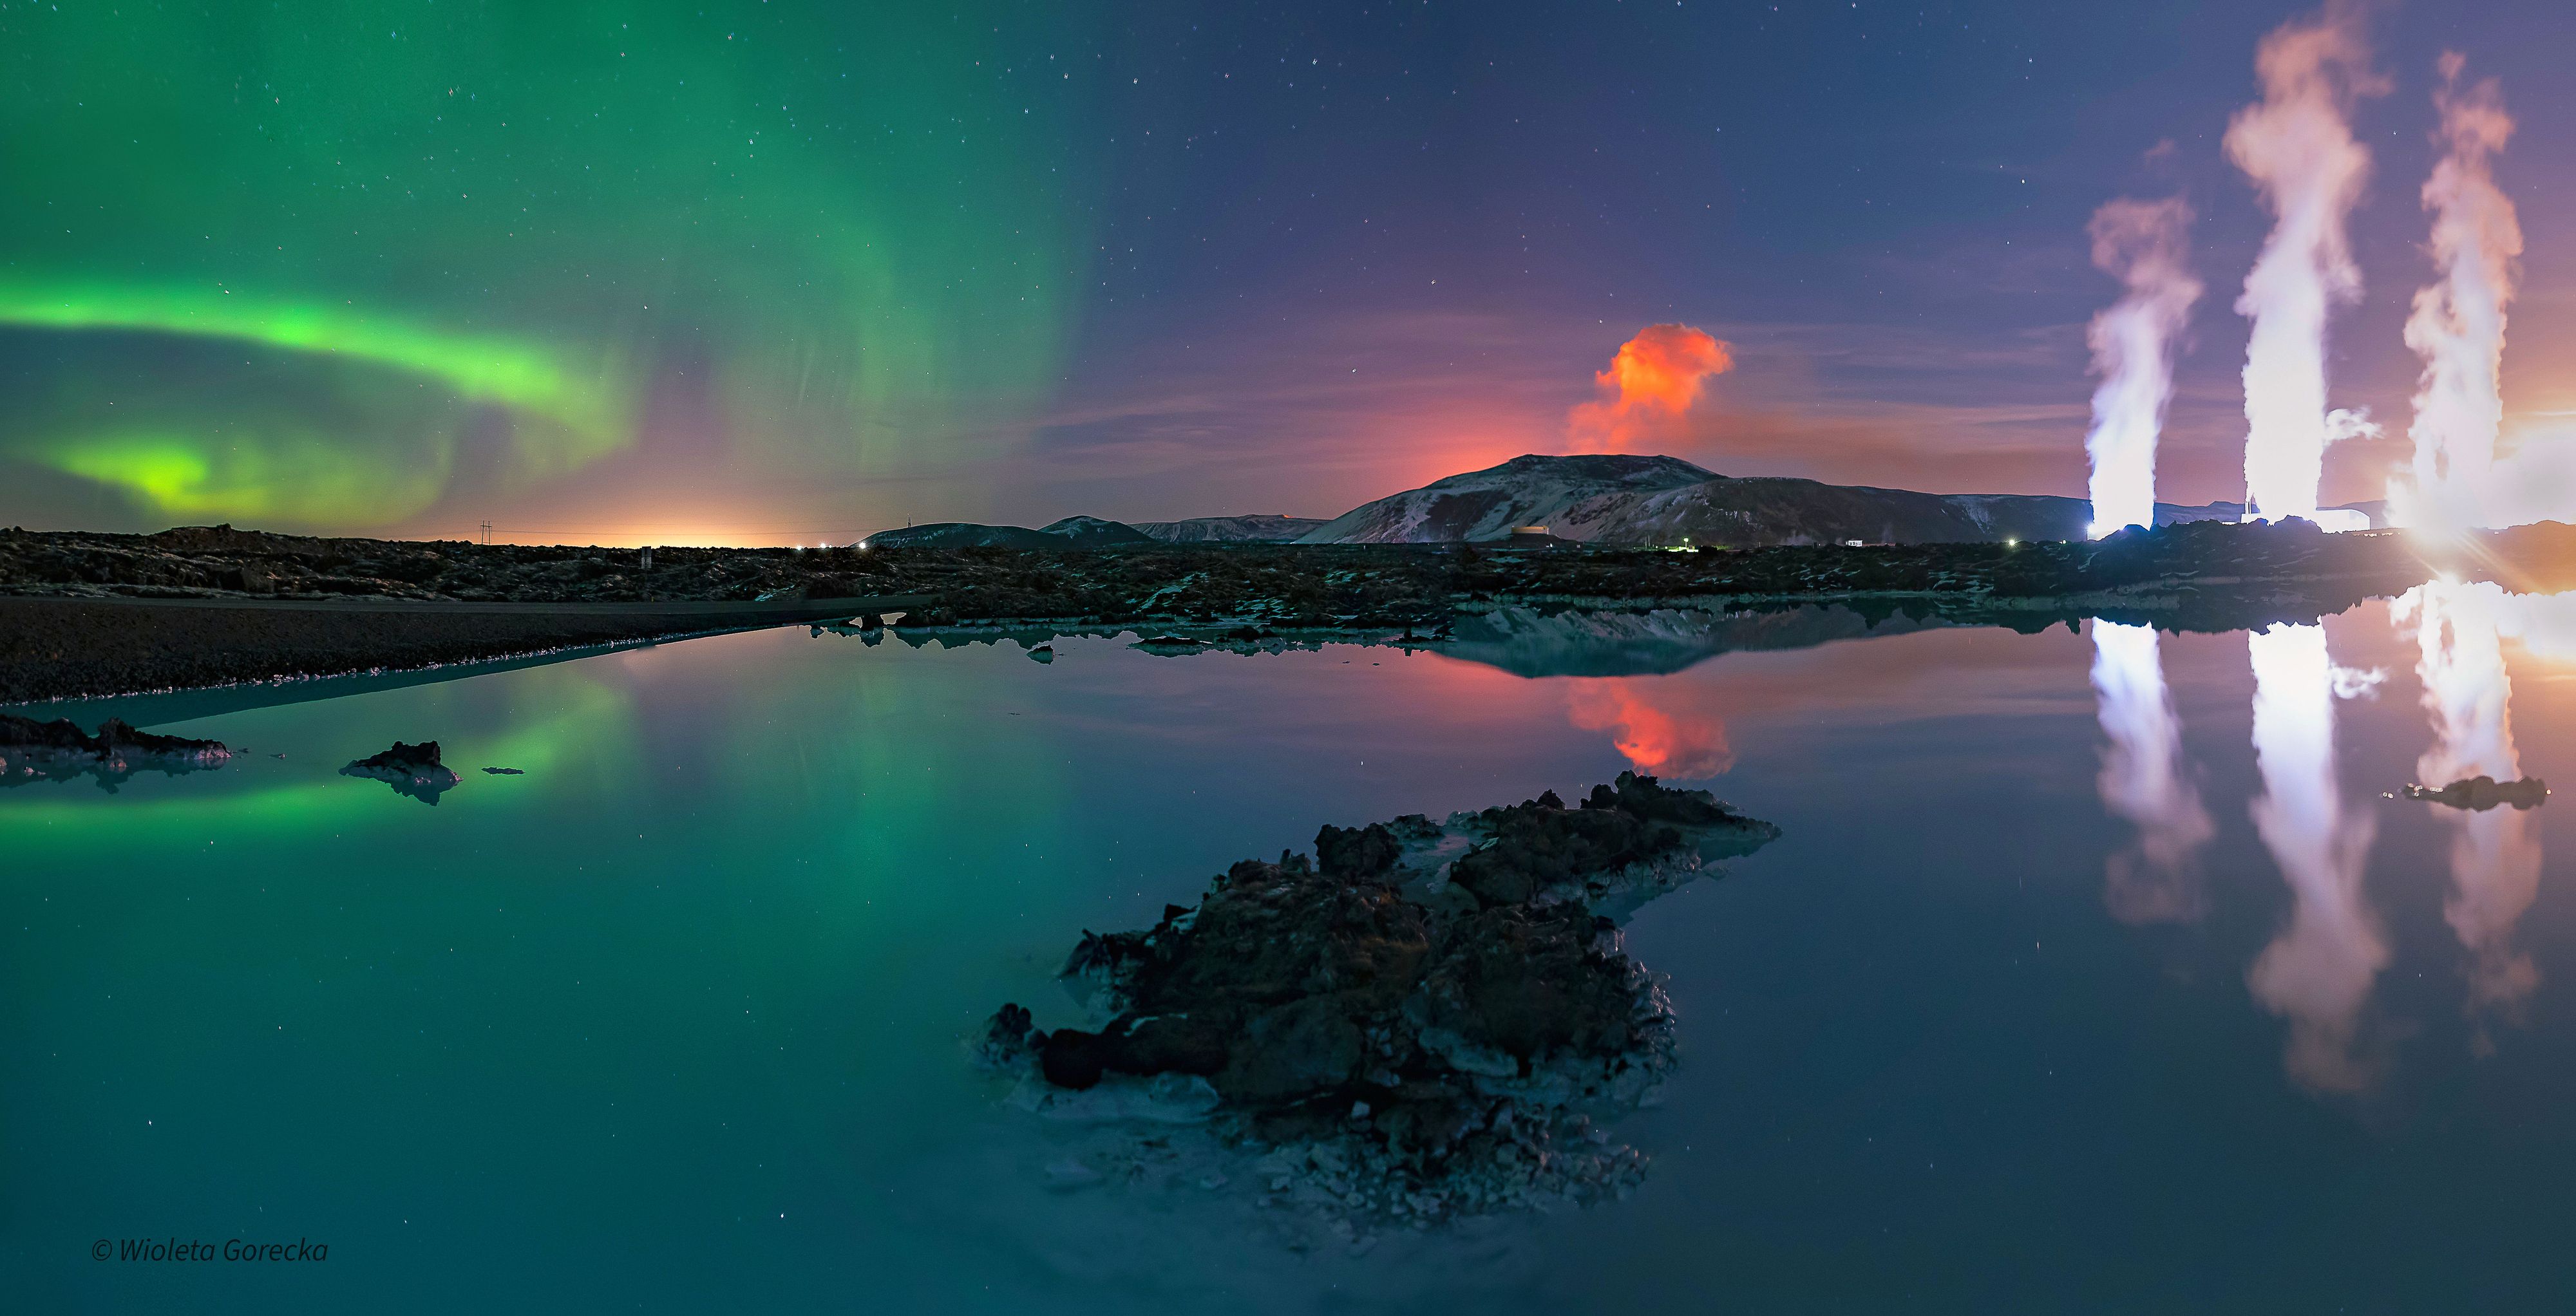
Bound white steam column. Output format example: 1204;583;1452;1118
2083;200;2202;538
2394;57;2522;536
2224;1;2383;531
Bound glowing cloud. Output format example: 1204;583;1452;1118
2089;621;2214;923
2394;582;2544;1040
2391;57;2523;535
2082;199;2202;537
2225;0;2385;527
1566;324;1732;455
2244;622;2386;1093
1564;678;1732;780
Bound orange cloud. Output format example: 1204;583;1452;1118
1564;677;1732;779
1566;323;1734;453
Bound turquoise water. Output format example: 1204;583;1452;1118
5;599;2573;1312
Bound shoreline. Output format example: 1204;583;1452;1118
9;518;2571;705
0;594;926;706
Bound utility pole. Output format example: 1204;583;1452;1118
480;520;492;545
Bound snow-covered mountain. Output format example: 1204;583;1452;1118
861;456;2380;553
1294;454;2096;546
864;515;1153;549
1294;455;1723;544
1133;514;1330;543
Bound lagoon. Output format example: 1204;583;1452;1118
5;596;2573;1313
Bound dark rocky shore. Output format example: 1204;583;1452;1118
9;518;2570;702
0;711;230;787
978;774;1779;1230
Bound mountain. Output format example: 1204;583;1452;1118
1295;454;2096;546
859;459;2394;553
863;515;1153;549
1133;514;1331;543
1294;455;1722;543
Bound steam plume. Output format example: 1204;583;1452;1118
1567;323;1732;454
2225;1;2385;525
2393;56;2523;534
2083;199;2202;536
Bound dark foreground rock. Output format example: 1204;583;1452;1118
340;740;462;803
0;713;232;788
978;773;1778;1228
2405;775;2549;811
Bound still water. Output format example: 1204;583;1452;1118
5;591;2573;1313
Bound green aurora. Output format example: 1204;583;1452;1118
0;1;1096;530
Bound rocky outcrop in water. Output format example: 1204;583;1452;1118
0;713;232;788
2404;775;2549;811
979;773;1778;1228
340;740;462;803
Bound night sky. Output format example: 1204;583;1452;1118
6;1;2573;543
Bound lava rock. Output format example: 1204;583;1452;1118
1447;798;1675;907
974;1002;1041;1070
340;740;463;803
2405;775;2549;811
1315;822;1403;879
983;773;1778;1222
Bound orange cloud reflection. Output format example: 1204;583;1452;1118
1564;677;1732;780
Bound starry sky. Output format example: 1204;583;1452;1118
6;0;2575;543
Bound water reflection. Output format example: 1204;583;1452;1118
1563;677;1731;780
2243;623;2388;1093
2397;582;2545;1042
2087;621;2214;923
18;608;2576;1306
1445;604;1947;679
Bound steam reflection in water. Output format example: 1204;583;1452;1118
2398;581;2546;1041
2243;623;2388;1093
2087;621;2215;923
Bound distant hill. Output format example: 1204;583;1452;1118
1133;514;1330;543
859;461;2391;552
1294;454;2096;546
863;515;1153;549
